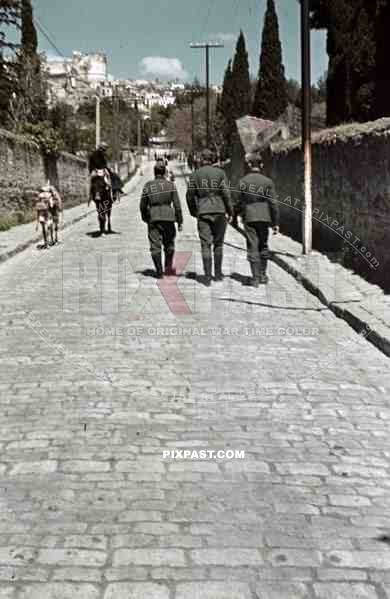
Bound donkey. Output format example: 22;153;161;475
90;170;113;235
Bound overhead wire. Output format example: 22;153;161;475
34;17;66;59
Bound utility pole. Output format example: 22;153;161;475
190;42;223;147
301;0;312;254
95;91;101;149
113;86;120;170
137;117;142;153
191;88;195;151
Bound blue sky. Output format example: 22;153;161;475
31;0;327;85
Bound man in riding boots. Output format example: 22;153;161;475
88;143;112;200
186;148;233;287
140;162;183;278
234;153;280;287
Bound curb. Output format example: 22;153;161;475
0;167;142;266
271;251;390;359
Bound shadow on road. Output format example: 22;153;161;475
217;296;327;312
137;268;160;279
185;271;212;287
230;272;251;286
86;230;121;238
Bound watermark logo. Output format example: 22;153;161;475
157;251;192;314
163;449;245;460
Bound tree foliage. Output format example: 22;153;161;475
166;92;221;154
217;59;233;155
253;0;287;120
7;0;48;127
231;31;252;119
20;0;37;55
76;96;140;154
0;0;20;50
307;0;384;124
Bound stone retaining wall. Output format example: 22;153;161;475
262;118;390;291
0;128;88;220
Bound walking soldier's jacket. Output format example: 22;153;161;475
140;176;183;225
186;165;233;217
235;172;280;226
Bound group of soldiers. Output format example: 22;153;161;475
140;148;279;287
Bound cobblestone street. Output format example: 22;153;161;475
1;161;390;598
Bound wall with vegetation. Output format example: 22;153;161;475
262;118;390;290
0;127;88;222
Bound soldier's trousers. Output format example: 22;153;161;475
148;221;176;259
245;221;270;272
197;214;227;261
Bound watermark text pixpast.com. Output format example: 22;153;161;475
163;449;245;460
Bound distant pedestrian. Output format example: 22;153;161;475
140;162;183;278
186;148;233;286
234;153;280;286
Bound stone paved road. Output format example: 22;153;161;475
0;160;390;598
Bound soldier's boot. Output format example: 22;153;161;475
152;254;164;279
250;262;260;288
259;257;269;284
203;256;212;287
164;251;176;276
214;252;224;282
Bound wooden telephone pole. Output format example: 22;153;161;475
301;0;312;253
190;42;223;147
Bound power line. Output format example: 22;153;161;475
34;17;66;59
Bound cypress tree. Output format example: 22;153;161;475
230;31;252;184
218;59;234;154
308;0;378;125
16;0;48;124
21;0;38;56
253;0;287;120
231;30;252;118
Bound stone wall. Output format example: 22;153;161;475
0;128;88;220
262;118;390;291
109;154;138;183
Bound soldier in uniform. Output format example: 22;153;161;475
186;148;233;286
140;162;183;278
234;153;280;286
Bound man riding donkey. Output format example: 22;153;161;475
88;142;123;235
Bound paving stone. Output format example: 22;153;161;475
268;549;322;567
176;582;253;599
191;548;263;566
36;549;107;567
326;551;390;570
112;548;186;567
103;583;169;598
118;511;163;522
255;582;311;598
61;461;111;473
9;461;57;475
314;583;379;599
17;583;99;599
51;568;102;582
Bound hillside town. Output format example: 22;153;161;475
44;50;221;114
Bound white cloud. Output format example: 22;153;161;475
210;32;237;44
139;56;188;80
